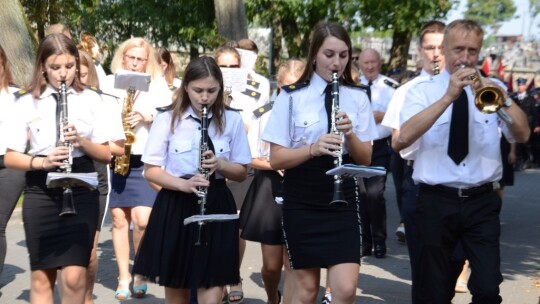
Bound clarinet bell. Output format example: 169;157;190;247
59;187;77;217
330;182;348;205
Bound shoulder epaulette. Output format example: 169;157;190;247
350;83;369;90
155;106;171;112
85;85;121;100
281;81;309;93
247;79;260;89
13;89;30;99
168;84;177;91
241;88;261;100
384;79;400;89
225;105;242;112
86;85;103;94
253;102;274;118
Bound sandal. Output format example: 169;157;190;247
114;277;132;300
133;274;148;298
228;281;244;304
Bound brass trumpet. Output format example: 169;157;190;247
461;64;505;114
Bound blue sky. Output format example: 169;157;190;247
446;0;539;39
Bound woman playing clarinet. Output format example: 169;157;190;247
133;56;251;303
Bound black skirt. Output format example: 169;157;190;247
23;156;99;270
133;179;240;288
282;155;362;269
240;170;283;245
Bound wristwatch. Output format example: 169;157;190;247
503;97;513;107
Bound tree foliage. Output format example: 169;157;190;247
356;0;456;71
464;0;517;34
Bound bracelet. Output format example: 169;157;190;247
29;155;37;170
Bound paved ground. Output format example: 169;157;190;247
1;170;539;303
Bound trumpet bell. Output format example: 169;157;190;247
474;85;505;114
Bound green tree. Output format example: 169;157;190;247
245;0;362;75
464;0;517;34
357;0;455;72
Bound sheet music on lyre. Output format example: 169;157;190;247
183;214;239;225
46;172;99;189
326;164;386;178
221;68;249;93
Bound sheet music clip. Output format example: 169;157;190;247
46;172;99;189
183;214;239;226
326;164;386;178
114;70;151;92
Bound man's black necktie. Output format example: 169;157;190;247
366;81;373;102
448;90;469;164
324;84;332;132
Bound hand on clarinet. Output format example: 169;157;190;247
62;123;81;147
201;150;222;175
311;134;342;157
44;146;70;170
335;111;353;136
183;174;210;195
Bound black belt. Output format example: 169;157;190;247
419;182;500;198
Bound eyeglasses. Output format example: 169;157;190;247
124;54;148;63
219;64;240;68
422;45;443;52
351;56;359;62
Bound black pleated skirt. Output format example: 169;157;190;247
240;170;284;245
282;155;362;269
23;156;99;270
133;179;240;288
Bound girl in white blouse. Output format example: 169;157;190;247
4;33;111;304
133;56;251;303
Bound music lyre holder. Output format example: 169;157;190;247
183;214;239;246
113;70;151;92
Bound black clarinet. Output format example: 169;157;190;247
194;105;209;246
58;81;77;216
329;72;347;205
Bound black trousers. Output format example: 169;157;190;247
400;162;419;303
390;151;405;222
416;186;503;304
359;139;391;247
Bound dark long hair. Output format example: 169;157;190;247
297;21;356;86
0;44;12;92
28;33;84;98
169;56;225;134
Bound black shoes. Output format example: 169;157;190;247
374;244;386;258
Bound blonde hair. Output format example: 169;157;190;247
109;37;161;80
276;59;305;86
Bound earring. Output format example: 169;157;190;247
312;61;316;69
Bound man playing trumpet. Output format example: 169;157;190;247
397;19;529;303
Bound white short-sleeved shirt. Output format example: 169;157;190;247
360;74;397;139
399;69;514;187
5;85;109;157
0;87;18;155
142;106;252;179
262;73;378;151
98;93;126;142
381;70;431;130
101;73;173;154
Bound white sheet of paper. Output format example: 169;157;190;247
236;48;258;71
326;164;386;178
221;68;249;93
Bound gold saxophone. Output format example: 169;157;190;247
114;88;137;176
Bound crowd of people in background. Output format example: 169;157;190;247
0;17;537;304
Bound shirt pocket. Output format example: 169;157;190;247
473;112;498;145
28;117;52;148
168;139;194;174
292;112;320;144
213;138;231;160
424;114;450;149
